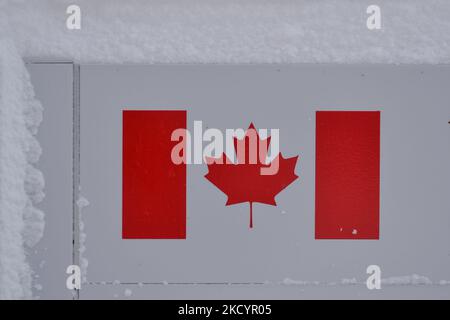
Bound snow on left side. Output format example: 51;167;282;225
77;195;89;284
0;37;45;299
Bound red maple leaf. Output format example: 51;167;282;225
205;124;299;228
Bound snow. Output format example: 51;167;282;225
1;0;450;299
124;289;133;297
381;274;433;286
282;278;310;286
76;196;89;209
77;195;89;284
282;275;445;287
0;39;44;299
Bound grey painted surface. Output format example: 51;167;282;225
78;64;450;299
27;64;450;299
27;63;74;299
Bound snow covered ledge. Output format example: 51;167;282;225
0;39;44;299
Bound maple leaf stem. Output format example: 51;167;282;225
249;202;253;229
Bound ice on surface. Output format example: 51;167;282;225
381;274;433;286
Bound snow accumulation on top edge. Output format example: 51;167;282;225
3;0;450;64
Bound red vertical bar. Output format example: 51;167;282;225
123;110;186;239
315;111;380;239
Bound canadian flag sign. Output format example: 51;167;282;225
122;110;380;240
